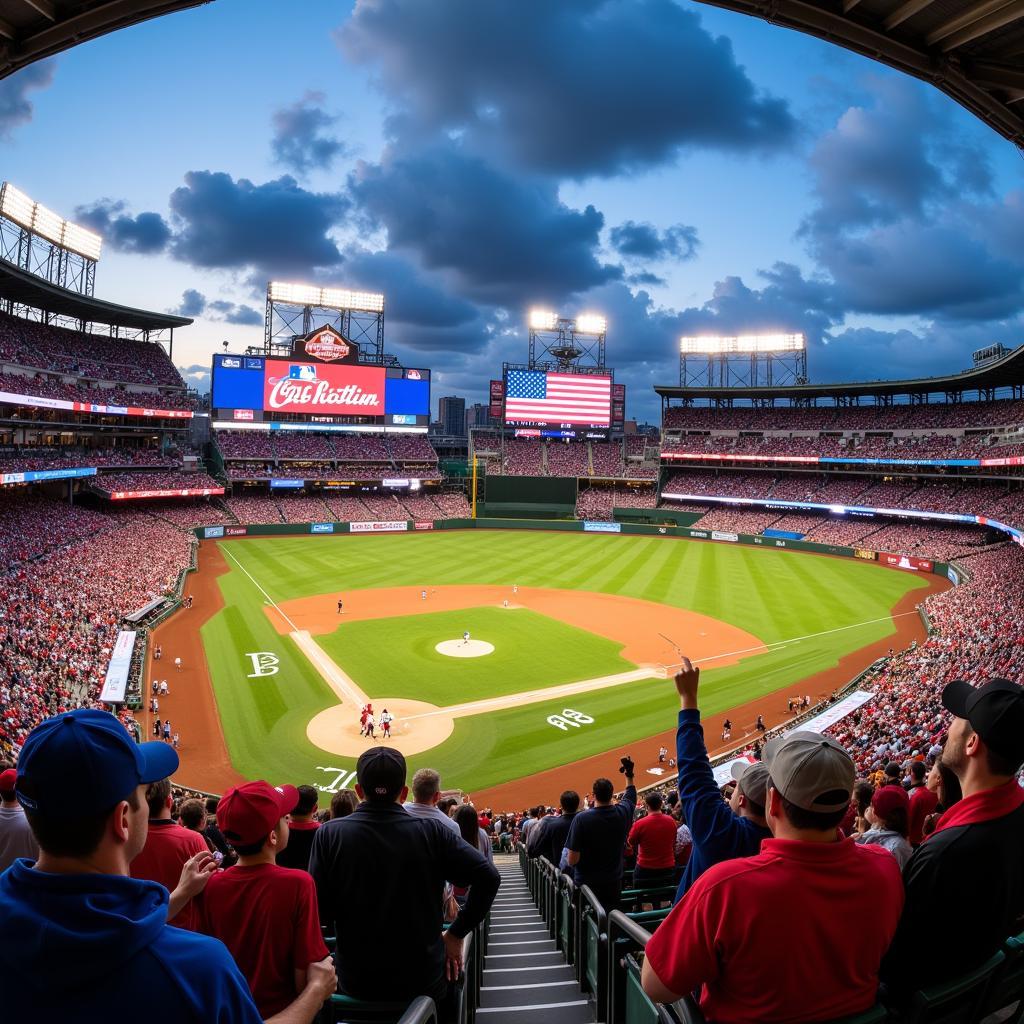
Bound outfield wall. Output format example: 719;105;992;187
196;517;951;578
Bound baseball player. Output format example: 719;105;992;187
150;697;159;715
159;680;169;695
462;630;470;646
512;584;518;594
163;720;171;742
721;718;732;741
154;645;162;661
380;709;393;739
337;598;343;614
359;703;371;735
174;656;182;672
658;745;668;764
172;731;180;749
421;589;427;601
364;712;376;739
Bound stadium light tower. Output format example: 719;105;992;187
0;181;102;295
679;332;807;387
265;280;387;363
527;308;607;373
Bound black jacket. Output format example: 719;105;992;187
529;812;578;867
881;800;1024;990
309;801;500;1001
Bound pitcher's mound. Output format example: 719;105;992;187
436;639;494;658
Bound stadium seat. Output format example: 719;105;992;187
577;884;610;1022
890;950;1005;1024
557;871;577;963
977;932;1024;1024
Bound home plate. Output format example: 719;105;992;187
436;639;495;658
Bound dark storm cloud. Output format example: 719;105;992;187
0;61;55;138
339;0;796;177
74;200;172;255
170;290;263;326
169;171;349;276
350;146;620;305
610;221;699;262
271;92;347;174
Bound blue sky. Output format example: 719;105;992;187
1;0;1022;422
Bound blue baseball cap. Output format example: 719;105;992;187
16;709;179;817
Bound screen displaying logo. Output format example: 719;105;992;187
406;368;422;380
233;409;254;421
221;357;241;369
304;327;351;362
311;522;335;534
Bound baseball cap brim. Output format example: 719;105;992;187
273;784;301;817
137;741;180;785
731;760;769;806
941;680;974;719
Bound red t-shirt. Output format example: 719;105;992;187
130;819;209;929
645;837;904;1024
197;862;329;1017
627;812;678;869
908;786;939;846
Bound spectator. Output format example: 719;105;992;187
642;730;904;1022
565;759;637;911
528;790;580;868
275;784;319;872
453;804;493;863
625;792;678;887
519;806;541;844
0;767;37;871
906;761;938;847
204;796;234;860
130;776;210;929
403;768;460;835
309;748;500;1017
671;659;771;901
854;786;913;869
328;789;357;819
921;755;962;839
197;782;331;1019
882;679;1024;991
179;798;215;853
0;709;336;1023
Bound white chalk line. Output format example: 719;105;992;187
219;544;301;633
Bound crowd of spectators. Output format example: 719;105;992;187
0;446;182;473
92;471;222;494
275;494;333;524
575;485;657;520
222;494;284;524
663;398;1024;431
0;312;186;388
0;370;198;411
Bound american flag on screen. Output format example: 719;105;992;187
505;370;611;426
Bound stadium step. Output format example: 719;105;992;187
481;859;597;1024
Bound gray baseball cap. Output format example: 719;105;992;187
762;731;854;813
729;759;770;807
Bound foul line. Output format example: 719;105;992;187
219;545;301;633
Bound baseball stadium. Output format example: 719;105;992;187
1;3;1023;1024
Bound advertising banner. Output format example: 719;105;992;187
295;325;359;364
310;523;335;534
414;521;435;530
350;520;409;533
263;360;385;416
855;549;878;561
204;526;225;538
99;630;137;704
1;466;97;484
947;566;960;584
711;531;739;543
0;389;193;420
583;521;622;533
489;379;504;421
880;552;933;572
109;487;224;500
612;383;626;428
270;478;304;489
233;409;254;421
225;526;248;536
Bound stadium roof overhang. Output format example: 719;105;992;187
0;258;191;332
0;0;211;80
691;0;1024;147
656;345;1024;403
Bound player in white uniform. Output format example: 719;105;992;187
462;630;470;646
174;656;182;672
380;709;393;739
364;712;376;739
421;589;427;601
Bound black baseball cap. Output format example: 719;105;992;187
942;678;1024;767
356;747;406;802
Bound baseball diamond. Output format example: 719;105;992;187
152;528;939;804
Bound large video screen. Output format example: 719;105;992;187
503;369;611;428
212;355;430;421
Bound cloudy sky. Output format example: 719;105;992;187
2;0;1022;422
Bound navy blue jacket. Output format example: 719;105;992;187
0;858;262;1023
674;708;771;903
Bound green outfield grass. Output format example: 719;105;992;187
317;607;632;704
198;530;931;795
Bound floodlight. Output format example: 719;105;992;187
32;203;64;246
0;183;34;227
269;281;384;312
679;333;804;355
62;221;103;261
575;314;607;335
529;309;558;330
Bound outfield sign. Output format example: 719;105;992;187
414;521;434;530
311;522;335;533
711;531;738;543
99;630;137;704
226;526;248;536
879;552;933;572
583;521;621;533
797;690;874;733
350;520;408;533
204;526;225;538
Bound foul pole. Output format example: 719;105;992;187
471;456;478;519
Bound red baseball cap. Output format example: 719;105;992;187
870;784;910;823
0;769;16;797
218;781;299;847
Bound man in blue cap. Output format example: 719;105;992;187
0;709;336;1023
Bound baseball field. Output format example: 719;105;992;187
154;530;943;806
